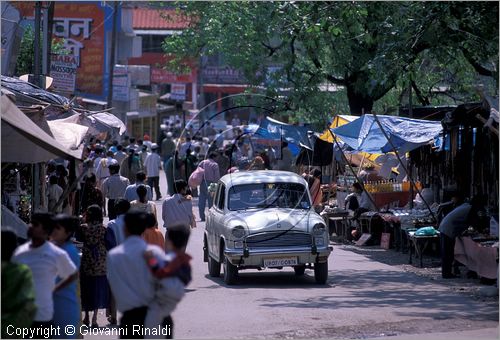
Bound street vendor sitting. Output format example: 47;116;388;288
345;182;373;219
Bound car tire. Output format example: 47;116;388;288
293;265;306;276
314;261;328;284
223;256;238;285
208;255;221;277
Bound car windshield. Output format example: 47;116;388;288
228;182;311;211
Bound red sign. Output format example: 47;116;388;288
151;67;197;84
14;2;105;96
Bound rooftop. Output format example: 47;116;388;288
132;8;191;30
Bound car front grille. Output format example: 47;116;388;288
245;231;312;248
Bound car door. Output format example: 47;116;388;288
207;182;223;259
211;183;226;261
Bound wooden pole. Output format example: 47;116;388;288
370;112;436;221
328;126;378;212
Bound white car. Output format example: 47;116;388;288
203;170;332;285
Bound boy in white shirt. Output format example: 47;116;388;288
13;212;78;331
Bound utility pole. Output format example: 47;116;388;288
107;1;118;110
45;2;55;73
33;2;42;88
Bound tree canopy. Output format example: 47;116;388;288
162;1;498;122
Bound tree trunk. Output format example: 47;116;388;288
346;83;374;115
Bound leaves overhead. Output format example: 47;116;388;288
162;1;498;120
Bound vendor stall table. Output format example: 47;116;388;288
337;190;411;210
322;210;351;241
408;231;440;268
455;236;499;280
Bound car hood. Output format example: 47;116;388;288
225;208;323;233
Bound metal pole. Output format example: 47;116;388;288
107;1;118;109
328;124;378;212
33;2;42;88
42;4;49;79
370;112;436;220
46;2;55;74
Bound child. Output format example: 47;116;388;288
143;223;192;338
142;212;165;249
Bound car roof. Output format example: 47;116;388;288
219;170;308;187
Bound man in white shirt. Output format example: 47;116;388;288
96;151;117;187
162;180;195;231
13;213;77;330
107;210;169;338
144;143;162;200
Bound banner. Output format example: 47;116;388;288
170;83;186;101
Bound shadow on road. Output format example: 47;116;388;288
201;270;334;289
257;269;499;322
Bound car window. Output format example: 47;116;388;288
218;184;226;210
228;182;311;211
213;183;221;207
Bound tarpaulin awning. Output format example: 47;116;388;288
254;116;312;149
319;114;359;143
331;114;443;154
1;95;82;163
47;120;88;152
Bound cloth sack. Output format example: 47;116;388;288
188;166;205;188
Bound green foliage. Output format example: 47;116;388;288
163;1;498;120
15;25;69;77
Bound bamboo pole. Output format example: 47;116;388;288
370;112;436;221
328;127;379;212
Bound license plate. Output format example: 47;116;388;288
263;257;298;267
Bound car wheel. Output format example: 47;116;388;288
223;256;238;285
208;255;221;277
314;261;328;284
293;265;306;276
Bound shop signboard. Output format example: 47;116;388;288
50;53;78;94
202;66;246;84
170;83;186;101
14;2;109;97
151;67;196;84
112;65;130;101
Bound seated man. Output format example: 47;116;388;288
345;182;373;219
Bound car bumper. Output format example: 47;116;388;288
224;246;333;267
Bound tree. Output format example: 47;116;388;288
162;2;498;119
15;25;67;77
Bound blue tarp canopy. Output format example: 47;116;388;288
254;117;313;156
331;114;443;154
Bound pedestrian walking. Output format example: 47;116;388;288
79;205;112;327
143;223;192;339
114;145;127;166
102;163;130;220
162;180;196;231
12;213;77;334
50;214;81;339
144;143;162;200
120;147;144;184
161;132;176;175
106;211;168;339
165;151;184;196
124;171;153;202
47;175;63;213
80;173;104;213
1;228;37;339
197;153;220;221
130;185;158;224
107;199;131;246
277;141;294;171
142;212;165;249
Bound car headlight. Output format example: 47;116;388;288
231;225;246;239
313;223;326;236
234;241;244;249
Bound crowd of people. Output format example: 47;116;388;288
1;119;309;339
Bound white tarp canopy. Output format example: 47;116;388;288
1;95;82;162
47;120;88;152
53;111;126;140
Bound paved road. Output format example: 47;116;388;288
86;170;498;340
